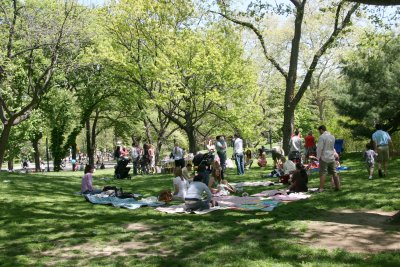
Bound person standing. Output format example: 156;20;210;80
372;123;392;177
215;135;227;179
131;143;141;175
364;143;378;180
148;144;156;174
172;143;185;168
233;133;245;175
289;129;302;162
316;125;340;192
304;130;316;163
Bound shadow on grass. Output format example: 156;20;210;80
0;154;400;266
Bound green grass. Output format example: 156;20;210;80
0;153;399;266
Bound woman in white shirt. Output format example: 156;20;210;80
172;167;189;201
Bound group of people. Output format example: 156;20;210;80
81;123;394;204
364;123;393;179
171;160;236;212
114;143;156;175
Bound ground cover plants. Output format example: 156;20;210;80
0;153;399;266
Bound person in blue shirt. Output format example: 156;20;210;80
372;124;393;177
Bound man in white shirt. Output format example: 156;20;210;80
172;143;185;168
316;125;340;192
233;134;245;175
372;123;392;177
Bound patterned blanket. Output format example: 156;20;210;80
85;195;165;210
233;181;276;187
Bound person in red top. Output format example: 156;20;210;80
304;131;316;163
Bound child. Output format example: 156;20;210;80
81;165;97;194
364;143;378;180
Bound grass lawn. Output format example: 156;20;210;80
0;153;399;266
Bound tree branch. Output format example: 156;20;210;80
211;11;288;79
293;2;360;107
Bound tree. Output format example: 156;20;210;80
0;0;89;169
214;0;360;154
336;33;400;136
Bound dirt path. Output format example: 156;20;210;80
300;209;400;253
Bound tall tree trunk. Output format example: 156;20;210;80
0;122;13;169
156;140;163;167
282;107;295;155
185;125;196;154
32;138;41;172
90;111;100;166
86;118;93;166
8;159;14;171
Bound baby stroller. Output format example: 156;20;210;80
192;152;214;169
114;158;131;179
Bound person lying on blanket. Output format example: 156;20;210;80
208;161;236;195
185;174;216;212
288;163;308;193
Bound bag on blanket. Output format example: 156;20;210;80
102;186;132;198
158;189;173;203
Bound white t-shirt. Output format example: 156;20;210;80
173;176;189;199
234;138;244;154
289;136;302;152
283;160;296;174
316;131;336;163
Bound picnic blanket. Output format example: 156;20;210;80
269;193;310;201
155;204;227;214
85;195;165;210
233;181;276;187
212;196;281;211
251;189;287;197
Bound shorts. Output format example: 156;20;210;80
319;159;336;175
377;145;389;163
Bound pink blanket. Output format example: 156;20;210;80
270;193;310;201
251;190;287;197
234;181;276;187
212;196;264;206
155;204;226;214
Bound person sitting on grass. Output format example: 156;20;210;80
185;174;214;212
288;163;308;193
245;149;253;169
81;165;100;194
208;161;236;195
257;152;267;167
181;163;194;181
172;167;189;201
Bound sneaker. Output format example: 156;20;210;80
378;169;383;177
368;176;373;180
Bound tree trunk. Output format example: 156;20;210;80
0;122;13;170
186;126;197;154
156;140;163;166
7;159;14;171
90;111;100;166
282;105;295;155
86;118;94;166
32;138;41;172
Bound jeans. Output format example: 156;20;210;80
185;200;209;211
235;153;245;175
